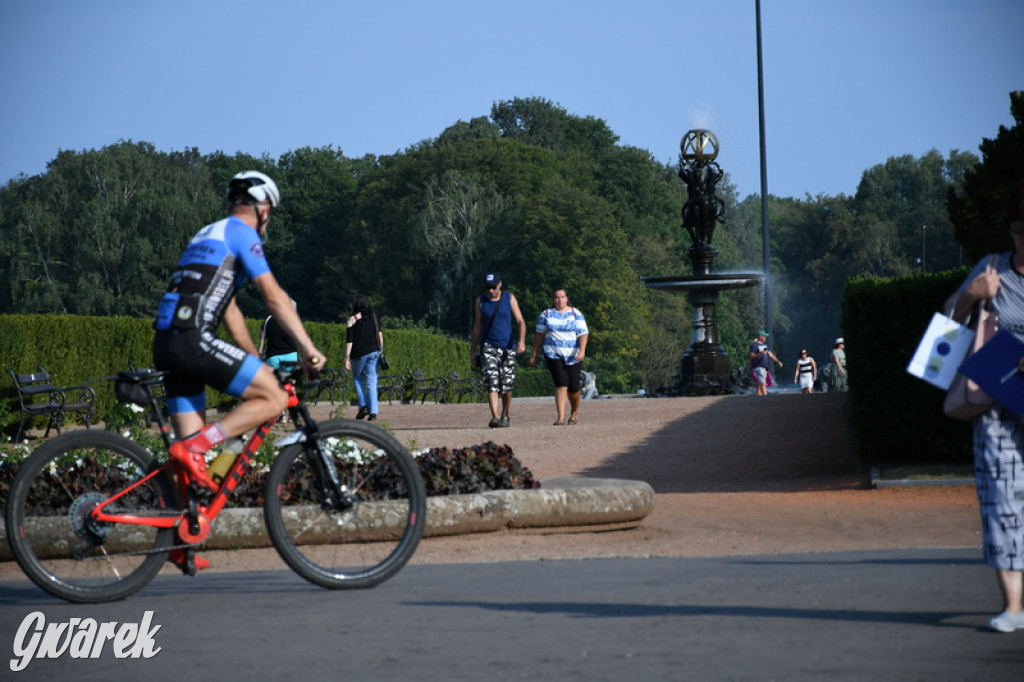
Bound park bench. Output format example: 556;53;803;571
7;367;97;441
411;369;448;404
377;373;406;405
303;367;348;405
446;370;483;403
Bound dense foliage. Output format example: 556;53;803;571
4;94;1020;393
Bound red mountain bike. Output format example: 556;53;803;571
5;368;426;603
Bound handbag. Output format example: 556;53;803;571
373;313;390;371
906;312;975;389
943;255;1000;420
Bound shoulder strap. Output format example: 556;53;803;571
372;312;382;351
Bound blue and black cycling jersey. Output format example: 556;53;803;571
154;216;270;333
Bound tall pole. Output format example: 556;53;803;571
755;0;772;338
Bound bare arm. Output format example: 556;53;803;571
470;298;482;367
576;332;588;362
529;332;544;366
947;262;1000;323
224;299;259;357
509;294;527;353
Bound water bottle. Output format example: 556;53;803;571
207;438;244;485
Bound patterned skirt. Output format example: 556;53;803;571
974;406;1024;571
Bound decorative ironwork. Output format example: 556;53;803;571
642;129;763;395
678;129;725;264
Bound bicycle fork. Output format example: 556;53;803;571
287;401;355;513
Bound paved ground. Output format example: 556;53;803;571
4;392;1014;680
0;391;978;577
175;391;978;571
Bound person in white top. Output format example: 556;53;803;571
528;288;589;425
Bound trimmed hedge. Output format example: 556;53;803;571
0;314;551;436
842;268;973;466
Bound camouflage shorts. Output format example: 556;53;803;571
481;344;516;394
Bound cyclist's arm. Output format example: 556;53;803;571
224;299;259;356
251;272;324;367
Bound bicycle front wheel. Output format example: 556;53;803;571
4;430;177;603
264;419;426;590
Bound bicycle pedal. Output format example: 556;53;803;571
167;548;211;576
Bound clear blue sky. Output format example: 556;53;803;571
2;1;1021;199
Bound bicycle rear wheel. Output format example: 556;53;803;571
5;430;177;603
264;419;426;590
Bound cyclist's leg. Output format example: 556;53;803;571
158;332;275;489
217;363;289;436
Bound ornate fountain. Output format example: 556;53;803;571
642;129;763;394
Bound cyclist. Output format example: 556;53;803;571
153;171;325;493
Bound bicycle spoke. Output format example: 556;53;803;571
6;430;176;603
264;419;425;589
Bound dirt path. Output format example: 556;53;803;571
108;391;979;574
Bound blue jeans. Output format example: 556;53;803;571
351;351;380;415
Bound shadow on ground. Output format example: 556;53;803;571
577;393;871;494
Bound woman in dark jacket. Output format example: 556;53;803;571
344;294;383;420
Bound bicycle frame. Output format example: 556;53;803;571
88;370;338;547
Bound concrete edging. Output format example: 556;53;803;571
0;477;655;559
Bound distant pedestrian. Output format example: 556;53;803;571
749;330;783;396
345;294;384;421
829;338;848;393
260;299;300;370
470;273;527;428
793;349;817;394
528;287;589;425
580;371;598;400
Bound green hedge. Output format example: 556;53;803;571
1;315;556;436
842;268;973;466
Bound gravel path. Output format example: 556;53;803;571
56;390;974;576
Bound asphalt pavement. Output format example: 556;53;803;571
2;547;1020;680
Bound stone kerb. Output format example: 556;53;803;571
0;477;655;560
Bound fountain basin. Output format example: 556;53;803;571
642;273;764;293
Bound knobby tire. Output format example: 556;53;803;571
5;430;177;603
264;419;426;590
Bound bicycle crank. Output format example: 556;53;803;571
176;512;212;544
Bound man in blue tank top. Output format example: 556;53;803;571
470;272;526;427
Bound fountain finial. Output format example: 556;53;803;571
679;129;725;269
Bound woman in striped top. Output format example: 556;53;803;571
528;288;589;425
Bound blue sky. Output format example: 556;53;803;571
2;1;1021;199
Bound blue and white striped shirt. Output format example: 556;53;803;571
536;307;589;364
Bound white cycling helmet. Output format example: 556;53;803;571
227;171;280;207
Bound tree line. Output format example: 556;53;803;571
2;94;1020;393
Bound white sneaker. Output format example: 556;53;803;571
987;611;1024;633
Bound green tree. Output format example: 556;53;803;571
948;90;1024;263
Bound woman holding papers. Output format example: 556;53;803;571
947;183;1024;634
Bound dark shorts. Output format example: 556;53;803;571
153;329;263;414
545;357;583;392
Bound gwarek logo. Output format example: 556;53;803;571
10;611;162;672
